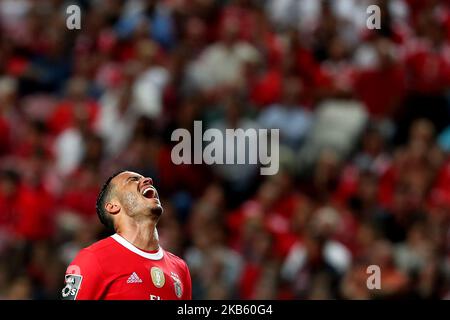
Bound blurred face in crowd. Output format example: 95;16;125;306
221;18;239;46
186;17;206;44
357;172;378;205
66;77;88;102
0;171;19;198
106;171;163;224
281;77;302;107
0;77;17;108
362;128;384;156
224;97;242;126
374;38;396;67
409;119;435;146
371;240;394;269
328;37;347;62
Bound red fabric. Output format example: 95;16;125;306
333;165;359;205
0;185;55;240
226;200;263;251
60;169;100;217
294;46;328;106
378;165;398;208
354;65;406;117
227;194;301;258
116;41;136;62
264;32;283;68
219;5;259;41
320;62;356;95
405;47;450;94
333;205;360;255
429;160;450;208
445;10;450;42
270;193;303;220
14;186;55;240
238;263;261;299
6;56;29;76
404;0;447;26
12;136;54;160
271;230;298;259
0;194;16;230
249;68;282;108
157;146;209;197
60;188;98;217
47;100;99;135
64;236;192;300
0;117;10;155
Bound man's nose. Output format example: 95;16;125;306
142;177;153;186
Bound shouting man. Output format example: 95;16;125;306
61;170;192;300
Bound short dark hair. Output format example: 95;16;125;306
96;170;125;231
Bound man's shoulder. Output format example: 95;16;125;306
70;236;121;272
77;237;114;260
66;237;116;275
79;236;118;259
164;250;188;268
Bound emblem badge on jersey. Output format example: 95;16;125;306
150;267;165;288
61;274;83;300
171;272;183;298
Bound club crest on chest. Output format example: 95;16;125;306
150;267;165;288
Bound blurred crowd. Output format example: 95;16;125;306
0;0;450;299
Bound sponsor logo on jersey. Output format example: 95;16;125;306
150;267;165;288
61;274;83;300
171;272;183;298
127;272;143;284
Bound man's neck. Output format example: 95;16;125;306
116;219;160;252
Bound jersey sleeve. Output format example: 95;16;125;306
183;261;192;300
61;249;106;300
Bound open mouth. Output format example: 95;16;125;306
142;187;156;199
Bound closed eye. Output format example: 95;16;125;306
127;176;141;183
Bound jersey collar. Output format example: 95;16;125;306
111;233;164;260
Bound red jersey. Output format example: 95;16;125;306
62;233;192;300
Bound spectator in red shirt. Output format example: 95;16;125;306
0;169;55;241
48;77;99;136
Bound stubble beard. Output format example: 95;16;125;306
122;192;163;221
150;204;163;217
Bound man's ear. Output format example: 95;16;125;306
105;200;121;215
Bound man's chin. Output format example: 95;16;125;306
150;204;163;216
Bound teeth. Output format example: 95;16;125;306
142;187;153;197
142;187;155;197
